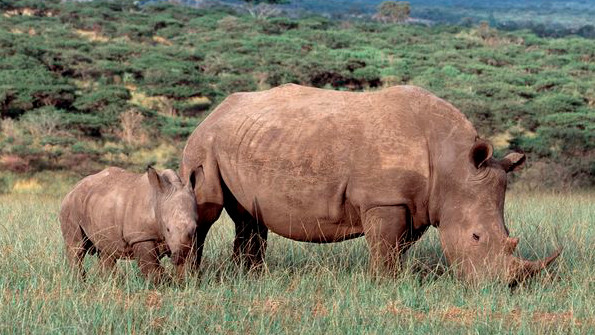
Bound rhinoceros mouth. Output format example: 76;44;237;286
171;252;185;265
171;244;193;265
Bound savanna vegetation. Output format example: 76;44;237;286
1;189;593;333
0;1;593;333
0;0;593;191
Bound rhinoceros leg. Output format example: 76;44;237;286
133;241;163;283
98;253;117;275
191;221;215;271
190;163;225;271
363;206;408;276
61;222;90;279
399;224;429;256
228;207;268;270
218;179;268;270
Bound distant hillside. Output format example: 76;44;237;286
0;0;593;190
219;0;595;38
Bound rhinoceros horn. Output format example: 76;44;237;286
507;239;562;283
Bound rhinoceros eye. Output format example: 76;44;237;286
167;227;171;233
472;233;480;241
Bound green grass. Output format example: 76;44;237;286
0;191;593;333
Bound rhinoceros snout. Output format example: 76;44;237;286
171;251;185;265
171;243;193;265
187;226;196;241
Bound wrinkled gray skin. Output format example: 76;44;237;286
60;167;198;282
181;84;560;284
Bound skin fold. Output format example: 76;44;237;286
181;84;560;283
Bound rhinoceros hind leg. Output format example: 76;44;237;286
363;206;408;277
62;224;91;279
64;246;86;279
133;241;163;283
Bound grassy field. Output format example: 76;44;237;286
0;190;593;333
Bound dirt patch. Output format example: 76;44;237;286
150;316;167;330
312;300;329;317
384;303;588;327
1;155;30;172
4;8;37;17
532;311;583;326
384;301;425;321
261;298;283;315
440;307;475;326
75;29;109;42
145;291;163;309
152;36;172;46
252;297;306;321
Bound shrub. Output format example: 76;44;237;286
0;175;11;194
71;141;98;155
260;17;299;35
60;112;114;137
532;93;585;114
118;109;147;146
19;107;63;137
73;85;131;112
159;116;200;140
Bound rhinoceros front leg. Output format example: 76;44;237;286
188;163;225;271
363;206;408;277
133;241;163;283
189;202;222;271
227;203;268;271
98;252;117;276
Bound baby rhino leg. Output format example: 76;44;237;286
133;241;163;283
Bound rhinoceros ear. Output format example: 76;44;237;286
501;152;526;173
147;166;166;193
470;139;493;169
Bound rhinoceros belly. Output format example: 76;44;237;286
79;185;133;258
209;100;368;242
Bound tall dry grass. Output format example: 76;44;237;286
0;190;593;333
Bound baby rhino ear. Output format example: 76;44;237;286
501;152;526;173
147;166;165;193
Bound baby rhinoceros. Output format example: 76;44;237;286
59;166;198;282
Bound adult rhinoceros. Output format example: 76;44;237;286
180;84;560;283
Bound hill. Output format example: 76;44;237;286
0;0;593;190
225;0;595;38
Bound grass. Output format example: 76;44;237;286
0;190;593;334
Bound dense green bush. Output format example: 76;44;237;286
73;86;131;112
0;0;592;187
